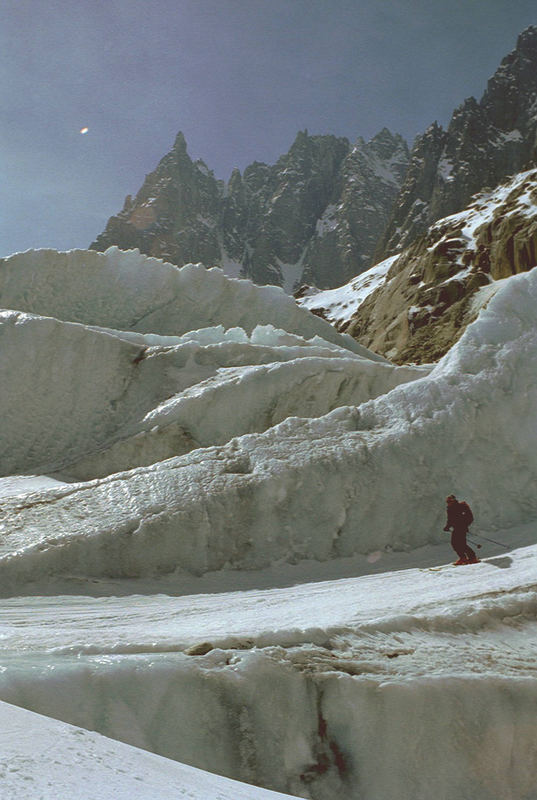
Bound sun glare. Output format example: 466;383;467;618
80;127;89;135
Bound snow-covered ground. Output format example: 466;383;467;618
0;246;536;799
433;167;537;243
0;701;295;799
1;538;537;799
297;255;398;326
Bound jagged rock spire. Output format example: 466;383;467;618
92;128;408;289
376;25;537;260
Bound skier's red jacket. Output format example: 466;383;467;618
445;501;474;532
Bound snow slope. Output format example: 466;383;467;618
1;543;536;799
1;246;537;799
298;254;397;326
0;701;295;800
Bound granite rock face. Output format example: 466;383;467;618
226;131;351;288
91;130;408;290
343;168;537;364
91;132;224;268
376;26;537;261
300;129;409;288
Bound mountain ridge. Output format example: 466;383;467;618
92;26;537;293
375;24;537;261
300;166;537;364
91;128;409;290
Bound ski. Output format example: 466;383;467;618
420;560;481;572
420;565;451;572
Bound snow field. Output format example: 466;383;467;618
2;246;537;798
1;549;537;799
298;254;398;326
0;701;295;800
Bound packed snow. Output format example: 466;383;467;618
432;167;537;244
0;246;536;799
0;701;295;800
297;255;398;326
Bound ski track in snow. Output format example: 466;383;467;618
0;246;537;799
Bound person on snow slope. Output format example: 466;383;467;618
444;495;479;565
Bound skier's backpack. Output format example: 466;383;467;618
459;501;473;525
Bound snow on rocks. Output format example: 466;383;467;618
297;254;397;327
431;167;537;246
321;167;537;364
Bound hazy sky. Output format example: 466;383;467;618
2;0;536;256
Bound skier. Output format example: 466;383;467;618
443;495;479;565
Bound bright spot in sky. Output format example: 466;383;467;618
80;127;89;135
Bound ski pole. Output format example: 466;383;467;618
467;537;482;549
472;532;509;549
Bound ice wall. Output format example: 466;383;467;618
0;247;379;358
0;701;296;800
0;311;422;478
2;541;537;799
2;633;536;800
0;250;536;590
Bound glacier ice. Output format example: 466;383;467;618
1;246;537;799
1;255;536;586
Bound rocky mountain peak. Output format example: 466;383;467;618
516;23;537;50
172;130;188;152
91;28;537;294
92;127;407;290
91;132;222;266
372;126;400;141
277;131;350;175
422;120;444;138
481;26;537;131
376;28;537;261
368;127;408;159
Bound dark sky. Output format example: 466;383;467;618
2;0;536;256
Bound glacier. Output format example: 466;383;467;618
0;246;536;799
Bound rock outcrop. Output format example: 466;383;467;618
342;168;537;364
91;132;224;267
300;130;409;288
376;26;537;261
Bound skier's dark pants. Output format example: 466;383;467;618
451;528;476;561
